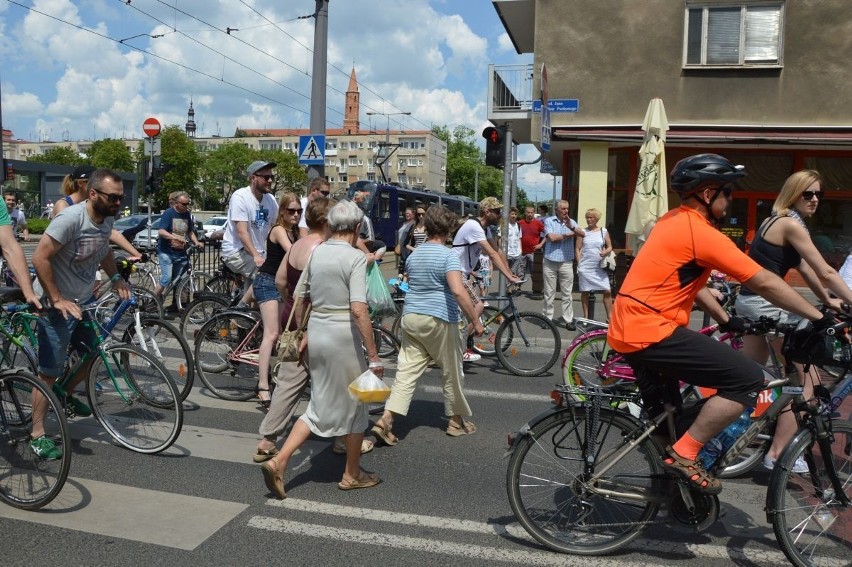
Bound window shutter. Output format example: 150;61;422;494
745;6;780;62
706;7;741;64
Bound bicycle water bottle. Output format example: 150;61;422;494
698;408;752;470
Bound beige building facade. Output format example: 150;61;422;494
492;0;852;266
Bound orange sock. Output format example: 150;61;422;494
671;432;704;461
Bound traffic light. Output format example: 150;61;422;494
482;126;506;169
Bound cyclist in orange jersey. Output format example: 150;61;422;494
608;153;830;495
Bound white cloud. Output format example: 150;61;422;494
497;32;515;53
2;90;45;117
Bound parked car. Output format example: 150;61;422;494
202;216;228;239
133;218;162;249
114;213;161;241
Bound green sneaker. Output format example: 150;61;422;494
29;435;62;460
66;395;92;417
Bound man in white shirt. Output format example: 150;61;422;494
542;200;585;330
506;207;522;278
222;161;279;303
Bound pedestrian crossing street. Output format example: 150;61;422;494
0;381;800;567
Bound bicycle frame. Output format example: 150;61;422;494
481;293;537;347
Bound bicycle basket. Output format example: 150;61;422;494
782;322;836;366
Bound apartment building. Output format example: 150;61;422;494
491;0;852;263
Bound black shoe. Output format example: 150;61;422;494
550;318;565;328
564;321;576;331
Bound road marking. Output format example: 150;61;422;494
262;499;795;565
0;478;247;550
421;385;550;402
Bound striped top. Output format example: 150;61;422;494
403;243;463;323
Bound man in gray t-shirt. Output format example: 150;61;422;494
32;168;130;425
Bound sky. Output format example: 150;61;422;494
0;0;558;201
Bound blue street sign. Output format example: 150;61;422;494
532;99;579;113
298;135;325;165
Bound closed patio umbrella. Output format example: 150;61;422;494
625;98;669;254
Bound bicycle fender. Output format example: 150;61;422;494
504;406;568;458
217;308;261;322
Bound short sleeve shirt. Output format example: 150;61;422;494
221;186;279;258
0;205;11;227
452;218;487;276
403;243;463;323
518;219;544;254
43;202;113;302
507;222;521;258
608;206;763;353
543;216;579;262
157;207;194;257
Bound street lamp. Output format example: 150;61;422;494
366;111;410;182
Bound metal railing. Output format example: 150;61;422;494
488;63;535;115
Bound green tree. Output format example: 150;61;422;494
88;138;134;172
155;126;201;210
32;145;83;166
256;149;307;195
198;142;255;210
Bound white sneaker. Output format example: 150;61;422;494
462;351;482;363
763;454;808;474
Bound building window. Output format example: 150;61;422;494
684;3;783;67
348;157;358;166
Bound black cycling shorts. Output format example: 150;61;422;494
622;326;767;407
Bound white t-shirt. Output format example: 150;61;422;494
221;186;279;258
839;253;852;289
297;196;308;230
452;218;487;276
507;222;521;258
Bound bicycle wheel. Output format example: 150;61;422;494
175;271;212;310
716;435;769;479
373;324;400;359
471;305;506;357
87;344;183;454
562;333;627;388
128;266;157;292
0;329;38;375
507;407;662;555
769;420;852;567
205;274;241;299
194;311;260;401
0;370;71;510
133;287;164;318
495;312;561;376
121;316;194;402
180;294;230;344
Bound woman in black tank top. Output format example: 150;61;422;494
254;192;300;409
735;170;852;471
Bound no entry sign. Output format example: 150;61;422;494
142;117;161;138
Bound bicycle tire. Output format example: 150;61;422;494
507;407;662;555
768;420;852;567
194;311;260;401
180;294;230;344
87;344;183;454
205;273;241;300
133;287;165;318
121;316;194;402
562;333;627;389
373;324;400;358
471;305;507;357
175;271;212;310
495;312;561;376
0;370;71;510
128;266;157;292
0;329;38;376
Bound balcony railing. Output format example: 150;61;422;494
488;63;534;115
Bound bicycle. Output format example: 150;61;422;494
135;246;212;312
0;290;39;376
193;307;263;401
506;315;852;566
0;368;71;510
51;298;183;454
466;283;561;376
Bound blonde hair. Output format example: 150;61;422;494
585;208;602;222
772;170;823;216
61;175;87;196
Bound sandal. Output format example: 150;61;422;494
332;438;375;455
260;460;286;499
371;420;398;446
662;445;722;495
446;419;476;437
255;387;271;411
253;446;279;463
338;470;381;491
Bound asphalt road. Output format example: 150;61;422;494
0;247;808;566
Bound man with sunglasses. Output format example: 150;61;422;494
607;154;830;495
153;190;202;309
542;199;585;330
222;161;279;303
31;168;131;442
298;177;331;238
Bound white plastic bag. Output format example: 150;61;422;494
348;369;391;403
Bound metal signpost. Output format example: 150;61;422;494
142;117;161;240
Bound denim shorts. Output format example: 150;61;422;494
735;293;802;328
158;252;188;287
253;272;281;304
37;307;98;378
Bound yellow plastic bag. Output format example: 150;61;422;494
348;369;391;403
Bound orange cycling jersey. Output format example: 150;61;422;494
608;205;762;353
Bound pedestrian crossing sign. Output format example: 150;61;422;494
298;135;325;165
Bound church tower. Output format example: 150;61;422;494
342;67;360;135
185;98;197;138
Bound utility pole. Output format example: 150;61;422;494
367;111;410;183
499;122;513;296
307;0;329;181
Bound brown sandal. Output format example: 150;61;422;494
663;446;722;495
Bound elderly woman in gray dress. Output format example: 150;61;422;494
261;200;382;498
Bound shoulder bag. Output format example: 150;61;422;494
599;228;616;272
275;246;317;363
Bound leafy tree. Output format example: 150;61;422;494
31;145;83;166
198;142;254;210
256;149;307;195
155;126;201;210
88;138;134;172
